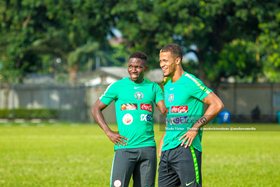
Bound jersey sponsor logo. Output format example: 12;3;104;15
168;94;174;103
171;106;188;113
140;114;153;122
121;103;137;110
134;91;144;100
122;113;133;125
166;116;190;125
140;103;152;112
134;86;140;89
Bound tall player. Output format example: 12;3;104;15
158;44;224;187
92;52;166;187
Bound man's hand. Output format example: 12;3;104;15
179;128;198;148
106;130;127;145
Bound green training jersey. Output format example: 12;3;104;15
100;77;163;150
162;72;212;152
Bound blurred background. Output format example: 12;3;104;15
0;0;279;123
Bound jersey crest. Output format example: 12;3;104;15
134;91;144;100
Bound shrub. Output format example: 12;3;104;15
0;109;58;119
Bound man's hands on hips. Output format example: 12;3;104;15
179;128;198;148
106;130;127;145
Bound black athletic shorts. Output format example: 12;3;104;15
158;145;202;187
110;146;156;187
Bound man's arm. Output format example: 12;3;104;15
156;100;167;157
156;100;167;115
158;132;165;157
92;99;127;145
180;92;224;147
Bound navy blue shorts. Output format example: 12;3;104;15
158;146;202;187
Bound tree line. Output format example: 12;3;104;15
0;0;279;86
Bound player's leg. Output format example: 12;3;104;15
110;149;137;187
171;146;202;187
158;149;180;187
132;147;157;187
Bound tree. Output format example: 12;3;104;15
0;0;118;85
258;5;280;82
112;0;280;85
1;0;280;88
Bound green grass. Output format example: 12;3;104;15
0;123;279;187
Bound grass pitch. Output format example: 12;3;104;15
0;123;279;187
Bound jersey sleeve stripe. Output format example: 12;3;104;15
185;73;211;94
99;82;116;100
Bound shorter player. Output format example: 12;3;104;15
92;52;166;187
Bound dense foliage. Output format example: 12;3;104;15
0;0;279;84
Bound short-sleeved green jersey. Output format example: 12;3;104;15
100;77;163;150
162;72;212;152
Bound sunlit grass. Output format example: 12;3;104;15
0;123;279;187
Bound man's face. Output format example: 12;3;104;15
128;58;146;82
159;51;177;77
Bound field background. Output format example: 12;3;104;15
0;123;279;187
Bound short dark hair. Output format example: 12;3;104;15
129;51;148;63
160;43;183;60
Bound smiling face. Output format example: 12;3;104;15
159;51;178;77
128;57;146;83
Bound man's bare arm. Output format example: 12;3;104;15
92;99;127;145
180;92;224;147
156;100;167;157
156;100;168;115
